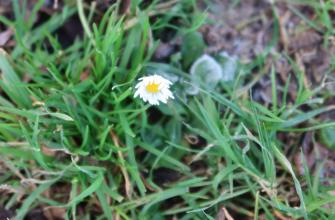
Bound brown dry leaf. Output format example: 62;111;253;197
273;210;292;220
216;206;234;220
278;10;291;52
141;174;157;192
110;130;132;199
80;70;90;81
119;0;130;14
289;30;322;51
154;42;175;60
41;145;56;157
311;48;330;83
0;0;11;14
294;52;310;89
294;131;335;183
0;28;13;46
44;206;66;220
275;56;291;80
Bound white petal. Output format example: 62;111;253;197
134;74;174;105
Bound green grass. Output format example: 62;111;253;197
0;0;334;219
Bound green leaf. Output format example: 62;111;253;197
181;32;205;68
48;112;74;121
16;181;55;219
68;173;104;206
0;50;30;108
319;126;335;149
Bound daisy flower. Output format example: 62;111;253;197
134;74;174;105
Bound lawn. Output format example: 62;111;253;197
0;0;334;219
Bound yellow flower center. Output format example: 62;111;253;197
146;82;160;93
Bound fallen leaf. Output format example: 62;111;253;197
187;54;223;95
44;206;66;220
289;30;322;51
